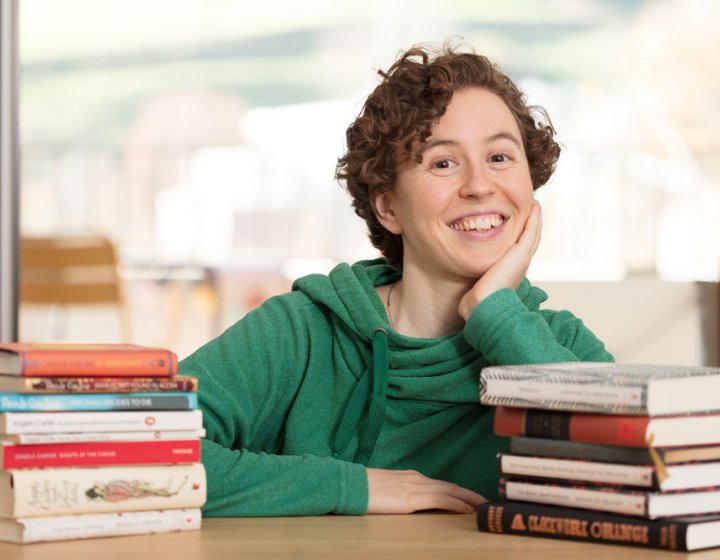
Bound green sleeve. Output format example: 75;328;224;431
464;287;614;365
179;296;368;516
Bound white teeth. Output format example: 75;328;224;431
452;215;504;231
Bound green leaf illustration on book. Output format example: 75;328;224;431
85;475;189;502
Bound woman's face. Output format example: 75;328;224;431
375;87;535;282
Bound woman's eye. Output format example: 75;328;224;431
432;159;456;169
490;154;508;163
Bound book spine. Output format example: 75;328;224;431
7;508;202;544
1;463;207;517
476;502;691;551
5;428;206;444
1;439;201;469
499;478;649;517
494;407;650;447
1;409;203;434
509;437;654;465
0;392;198;412
481;375;647;414
19;348;178;376
498;453;657;489
9;376;198;393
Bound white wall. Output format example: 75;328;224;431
537;278;719;366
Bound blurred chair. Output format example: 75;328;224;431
20;236;130;341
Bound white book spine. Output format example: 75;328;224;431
504;480;646;517
483;378;644;409
2;508;202;544
1;409;202;434
2;428;206;444
500;455;654;487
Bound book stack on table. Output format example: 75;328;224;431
476;361;720;552
0;343;206;544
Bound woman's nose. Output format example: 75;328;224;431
458;164;495;198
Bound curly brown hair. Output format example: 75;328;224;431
336;41;561;268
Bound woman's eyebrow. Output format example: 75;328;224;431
420;132;522;155
419;138;460;154
484;131;523;148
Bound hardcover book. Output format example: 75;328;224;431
0;375;197;394
494;406;720;447
0;343;178;377
0;508;202;544
477;502;720;551
0;392;198;412
510;437;720;466
498;452;720;491
0;439;201;469
0;463;207;517
499;478;720;518
0;409;203;434
480;361;720;415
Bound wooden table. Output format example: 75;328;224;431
1;513;719;559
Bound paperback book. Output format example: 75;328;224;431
476;501;720;551
0;392;198;412
0;508;202;544
480;361;720;415
0;463;207;517
0;343;178;377
0;439;201;469
0;375;198;394
1;428;206;445
0;409;203;434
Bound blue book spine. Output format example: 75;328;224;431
0;392;198;411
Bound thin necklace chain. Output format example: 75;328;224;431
385;282;397;329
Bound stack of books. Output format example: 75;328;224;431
476;362;720;552
0;343;206;544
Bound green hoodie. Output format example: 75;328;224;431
179;259;612;517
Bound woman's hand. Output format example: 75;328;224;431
458;201;542;321
366;468;486;514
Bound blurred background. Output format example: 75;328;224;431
15;0;720;362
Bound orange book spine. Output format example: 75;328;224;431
19;349;178;377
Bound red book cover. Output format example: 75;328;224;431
0;439;200;469
494;406;652;447
0;343;178;377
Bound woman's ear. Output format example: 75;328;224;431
372;190;403;235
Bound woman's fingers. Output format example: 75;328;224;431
458;202;543;321
516;201;542;257
366;468;486;514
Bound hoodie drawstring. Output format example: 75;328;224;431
332;328;389;464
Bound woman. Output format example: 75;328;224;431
179;41;613;517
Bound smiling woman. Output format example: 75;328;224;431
177;41;613;519
372;89;539;336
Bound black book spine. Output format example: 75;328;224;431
477;502;690;551
509;437;654;465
